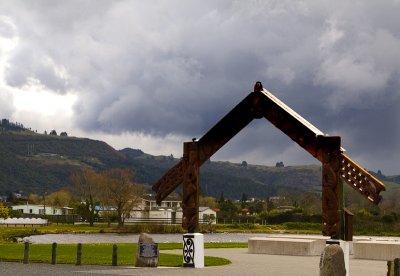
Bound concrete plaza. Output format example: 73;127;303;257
0;248;387;276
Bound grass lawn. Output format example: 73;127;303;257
0;243;237;266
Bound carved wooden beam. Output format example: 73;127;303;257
152;160;185;204
197;92;256;165
258;88;324;161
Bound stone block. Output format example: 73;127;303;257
248;237;326;256
353;241;400;260
135;233;158;267
319;244;346;276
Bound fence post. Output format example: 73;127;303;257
23;242;30;264
51;242;57;265
76;243;82;265
395;258;400;276
112;244;118;266
388;260;393;276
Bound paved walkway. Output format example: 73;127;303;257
0;248;387;276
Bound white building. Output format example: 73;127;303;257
199;207;217;223
12;204;73;215
127;194;217;224
128;194;181;223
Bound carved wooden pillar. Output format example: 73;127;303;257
320;136;342;239
182;141;199;233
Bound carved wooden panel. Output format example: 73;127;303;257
340;153;385;204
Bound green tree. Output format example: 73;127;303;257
199;196;218;209
240;193;248;209
218;199;239;220
0;203;9;218
248;200;265;215
218;192;225;203
266;199;275;212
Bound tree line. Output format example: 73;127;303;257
3;168;145;228
71;168;144;227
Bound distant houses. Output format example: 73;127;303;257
11;204;73;216
9;194;217;225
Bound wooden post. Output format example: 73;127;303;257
112;244;118;266
76;243;82;265
320;136;342;239
388;260;393;276
395;258;400;276
344;208;354;241
182;141;199;233
51;242;57;265
23;242;29;264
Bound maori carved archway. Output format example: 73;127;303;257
152;82;385;238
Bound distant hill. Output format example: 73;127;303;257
0;129;125;195
0;122;398;199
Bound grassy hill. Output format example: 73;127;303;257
0;131;125;194
0;128;398;200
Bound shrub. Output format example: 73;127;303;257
355;208;371;218
0;204;9;218
382;214;395;224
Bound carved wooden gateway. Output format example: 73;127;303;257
152;82;385;239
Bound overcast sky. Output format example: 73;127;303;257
0;1;399;175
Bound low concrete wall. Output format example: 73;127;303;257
248;237;326;256
353;241;400;260
0;218;48;226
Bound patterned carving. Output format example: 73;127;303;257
322;163;340;238
183;235;195;267
182;142;199;232
314;136;342;238
340;153;385;204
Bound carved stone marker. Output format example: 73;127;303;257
319;244;346;276
135;233;158;267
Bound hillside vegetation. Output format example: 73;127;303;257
0;126;398;200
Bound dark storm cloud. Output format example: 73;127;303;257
1;1;399;173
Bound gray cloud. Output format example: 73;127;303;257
0;1;399;174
